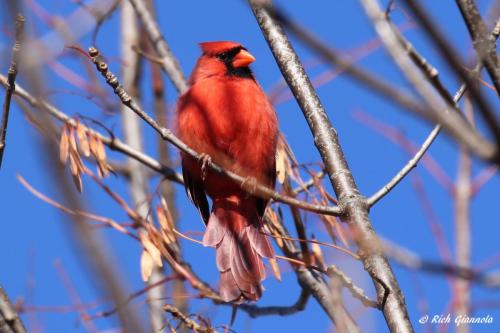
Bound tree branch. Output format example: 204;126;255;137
360;0;497;165
382;239;500;288
120;3;166;331
0;14;24;169
456;0;500;95
401;0;500;152
367;19;500;206
266;5;497;163
454;95;473;333
0;286;26;333
237;289;310;318
163;304;214;333
249;1;413;332
126;0;188;93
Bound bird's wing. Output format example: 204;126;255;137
182;159;210;225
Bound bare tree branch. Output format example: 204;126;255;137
454;95;473;333
401;0;500;151
0;286;27;333
326;265;379;309
163;304;215;333
248;1;413;332
367;8;500;207
456;0;500;95
120;2;165;331
360;0;497;165
265;5;497;164
0;14;24;169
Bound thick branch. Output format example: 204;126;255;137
454;96;473;333
120;3;165;331
249;1;413;332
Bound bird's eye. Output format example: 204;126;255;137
217;52;230;61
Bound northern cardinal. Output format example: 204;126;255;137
177;41;278;302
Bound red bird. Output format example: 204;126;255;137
176;41;278;302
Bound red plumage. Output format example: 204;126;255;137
176;41;278;302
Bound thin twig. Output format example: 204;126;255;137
237;289;310;318
163;304;215;333
326;265;379;309
0;14;24;169
249;1;411;332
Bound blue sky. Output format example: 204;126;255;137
1;0;499;332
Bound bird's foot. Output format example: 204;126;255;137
198;153;212;181
241;176;258;196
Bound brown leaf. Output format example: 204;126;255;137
59;124;69;165
269;258;281;281
140;250;154;282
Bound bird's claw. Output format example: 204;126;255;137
198;153;212;181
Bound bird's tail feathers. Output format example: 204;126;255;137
202;198;274;302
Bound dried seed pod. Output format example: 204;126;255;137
76;120;90;157
269;258;282;281
139;232;163;268
140;250;154;282
59;124;70;165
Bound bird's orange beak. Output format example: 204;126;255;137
232;49;255;68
